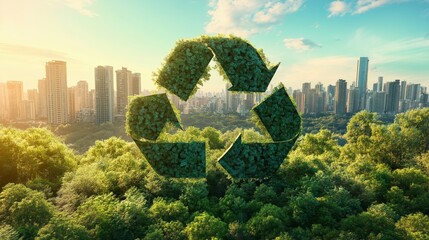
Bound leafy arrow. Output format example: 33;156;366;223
156;40;214;101
134;139;206;178
204;36;279;92
218;134;298;178
253;85;301;142
126;94;181;141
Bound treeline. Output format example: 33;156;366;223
0;109;429;239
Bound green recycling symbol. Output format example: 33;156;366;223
126;35;301;178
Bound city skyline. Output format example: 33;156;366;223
1;0;428;92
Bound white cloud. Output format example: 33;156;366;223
58;0;97;17
283;38;321;50
328;0;348;17
354;0;390;14
205;0;304;37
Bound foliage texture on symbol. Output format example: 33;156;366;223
126;94;181;141
154;35;279;101
155;40;213;101
252;84;302;142
218;134;298;178
134;140;206;178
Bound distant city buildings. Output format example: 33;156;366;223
0;57;428;124
46;60;68;124
95;66;114;124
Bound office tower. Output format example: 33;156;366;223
406;83;421;101
293;90;305;114
373;92;386;114
335;79;347;114
88;89;95;110
95;66;114;124
6;81;24;120
38;79;47;119
22;100;35;120
400;80;407;100
116;67;132;115
27;89;39;117
68;87;76;122
377;76;383;92
75;80;89;112
46;60;68;124
327;84;335;112
356;57;369;109
372;83;378;92
0;83;8;119
347;83;360;113
130;73;141;96
302;82;311;94
384;80;400;114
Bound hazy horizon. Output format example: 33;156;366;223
1;0;428;92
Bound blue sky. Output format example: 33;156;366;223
0;0;428;91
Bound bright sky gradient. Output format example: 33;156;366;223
1;0;428;92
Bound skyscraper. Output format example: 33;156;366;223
46;60;68;124
400;80;407;100
356;57;369;109
347;83;360;113
75;80;89;112
6;81;24;120
384;80;400;114
130;73;141;96
377;76;383;92
68;87;76;122
38;79;47;119
27;89;39;117
116;67;132;115
95;66;114;124
335;79;347;114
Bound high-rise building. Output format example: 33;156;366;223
38;79;47;119
356;57;369;109
347;83;360;113
130;73;141;96
384;80;400;114
46;60;68;124
95;66;114;124
116;67;132;115
88;89;95;110
6;81;24;120
377;76;383;92
0;83;8;120
75;80;89;112
400;80;407;100
302;82;311;94
27;89;39;117
68;87;76;122
373;91;386;114
293;90;305;113
335;79;347;114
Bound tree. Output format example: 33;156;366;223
148;198;189;223
36;215;90;240
345;111;382;144
395;213;429;240
201;127;224;149
0;184;55;239
395;108;429;154
184;212;227;240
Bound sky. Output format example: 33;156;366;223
1;0;428;92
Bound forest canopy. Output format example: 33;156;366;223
1;108;429;240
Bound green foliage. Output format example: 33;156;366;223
126;94;181;141
1;108;429;239
184;212;227;240
253;85;301;141
395;213;429;239
35;215;90;240
134;140;206;178
0;126;77;190
155;39;213;101
0;184;55;239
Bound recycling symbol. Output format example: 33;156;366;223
126;35;301;178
